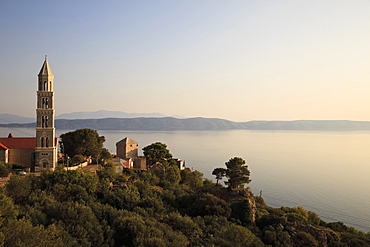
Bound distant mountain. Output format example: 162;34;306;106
53;117;240;130
0;114;35;124
1;118;370;131
0;111;184;124
56;110;183;119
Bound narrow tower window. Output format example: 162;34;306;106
42;98;49;109
41;116;49;127
45;137;49;147
41;137;44;147
44;81;48;91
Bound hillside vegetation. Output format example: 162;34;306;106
1;163;369;246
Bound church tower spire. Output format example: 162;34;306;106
34;57;57;171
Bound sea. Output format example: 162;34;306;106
1;127;369;233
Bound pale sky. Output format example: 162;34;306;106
1;0;369;122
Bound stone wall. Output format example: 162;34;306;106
116;138;138;159
134;156;146;170
0;149;8;163
8;149;34;167
65;161;89;170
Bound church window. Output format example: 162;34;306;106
42;116;49;128
42;98;49;109
41;137;44;147
44;81;48;91
45;137;49;147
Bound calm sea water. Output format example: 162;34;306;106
1;128;369;232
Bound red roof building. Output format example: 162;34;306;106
0;134;57;168
0;135;36;167
0;137;37;150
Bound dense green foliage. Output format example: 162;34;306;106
213;157;251;189
225;157;251;188
60;128;106;159
142;142;175;167
212;167;227;185
1;156;369;246
0;162;12;177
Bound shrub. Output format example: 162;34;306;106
0;162;12;177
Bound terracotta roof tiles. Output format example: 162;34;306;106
0;137;36;149
0;142;9;150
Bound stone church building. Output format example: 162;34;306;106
0;58;58;171
116;137;146;169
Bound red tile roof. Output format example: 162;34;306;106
0;137;36;149
0;142;9;150
119;158;132;168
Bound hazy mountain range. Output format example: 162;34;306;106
0;111;183;124
1;111;370;131
56;110;185;120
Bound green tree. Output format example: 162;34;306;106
96;164;116;182
60;129;105;158
6;175;32;204
2;219;65;247
224;157;251;189
0;162;12;177
180;169;204;190
164;212;202;243
212;167;227;185
143;142;174;167
292;231;318;247
164;165;181;185
186;193;231;218
0;190;17;226
230;199;253;226
215;224;265;247
99;148;112;163
71;155;86;166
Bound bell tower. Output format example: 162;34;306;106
34;56;57;171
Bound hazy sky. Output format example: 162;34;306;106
1;0;369;122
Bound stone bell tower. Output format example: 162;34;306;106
34;57;57;171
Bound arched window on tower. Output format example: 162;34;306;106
45;137;49;147
44;81;48;91
41;137;44;147
42;98;49;109
42;116;49;128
